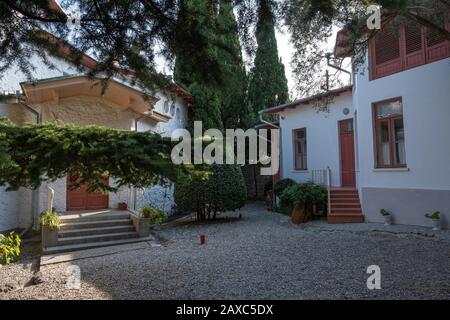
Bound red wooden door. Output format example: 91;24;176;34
339;119;356;188
67;176;109;211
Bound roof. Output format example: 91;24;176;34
19;74;171;123
259;85;353;115
334;29;353;58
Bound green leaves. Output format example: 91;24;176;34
0;232;21;265
39;210;61;230
0;121;178;192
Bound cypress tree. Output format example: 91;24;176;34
174;0;223;131
216;0;251;129
248;0;289;119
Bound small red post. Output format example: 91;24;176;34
200;234;205;245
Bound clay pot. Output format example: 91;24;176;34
291;204;305;225
118;203;128;210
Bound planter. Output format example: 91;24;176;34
383;215;392;226
118;203;128;210
130;215;151;237
41;225;58;249
431;219;441;231
291;204;305;225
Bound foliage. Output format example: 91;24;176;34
380;208;391;216
174;164;246;221
39;209;61;230
141;206;167;225
247;0;289;120
216;0;251;129
280;181;327;206
0;1;448;99
0;232;21;265
425;211;441;220
274;178;297;197
0;119;177;192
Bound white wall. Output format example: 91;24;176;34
354;57;450;190
279;92;353;187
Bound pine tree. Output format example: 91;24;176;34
174;0;223;131
248;0;289;119
216;0;251;129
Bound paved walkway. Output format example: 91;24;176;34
1;202;449;299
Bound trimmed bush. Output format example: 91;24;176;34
141;206;167;225
174;164;246;221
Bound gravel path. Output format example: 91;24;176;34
1;202;449;300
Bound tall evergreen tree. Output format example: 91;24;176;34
174;0;223;131
247;0;289;120
216;0;251;129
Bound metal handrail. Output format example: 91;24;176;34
326;166;331;216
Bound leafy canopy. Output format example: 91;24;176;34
0;119;178;192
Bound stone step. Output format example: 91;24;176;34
330;198;360;203
58;225;135;238
330;194;359;199
60;213;130;223
327;213;365;224
60;219;133;230
56;232;139;246
331;203;361;209
331;207;362;214
42;237;153;255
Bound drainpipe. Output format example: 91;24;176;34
131;115;146;211
258;114;282;209
326;53;352;85
17;101;41;231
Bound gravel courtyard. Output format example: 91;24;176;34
1;202;450;300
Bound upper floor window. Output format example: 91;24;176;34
163;100;169;114
293;128;307;170
371;14;449;80
373;98;406;168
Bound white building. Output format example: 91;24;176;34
262;17;450;228
0;36;192;232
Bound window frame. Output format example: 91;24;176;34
292;128;307;170
370;13;450;80
372;97;407;169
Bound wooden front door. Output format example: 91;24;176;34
339;119;356;187
67;176;109;211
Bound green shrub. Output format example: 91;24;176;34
141;206;167;225
425;211;440;220
274;178;297;197
279;181;327;219
174;164;246;220
380;209;391;216
0;232;21;265
39;210;61;230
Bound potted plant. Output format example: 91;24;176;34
380;209;392;225
132;206;167;237
118;202;128;210
280;184;306;224
425;211;441;230
39;209;61;248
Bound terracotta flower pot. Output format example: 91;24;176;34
118;203;128;210
291;204;305;225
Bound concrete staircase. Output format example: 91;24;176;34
327;188;365;223
43;211;145;254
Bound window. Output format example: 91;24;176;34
373;98;406;168
371;14;450;79
170;103;176;116
293;128;307;170
163;100;169;113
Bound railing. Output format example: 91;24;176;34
325;167;331;216
311;168;332;216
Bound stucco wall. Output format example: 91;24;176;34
354;56;450;227
279;92;353;187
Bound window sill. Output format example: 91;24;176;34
292;169;309;173
373;167;409;172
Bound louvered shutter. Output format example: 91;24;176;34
425;12;449;63
372;23;402;79
404;21;425;69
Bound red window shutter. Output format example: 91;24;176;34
425;12;449;63
404;21;425;69
372;24;403;79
